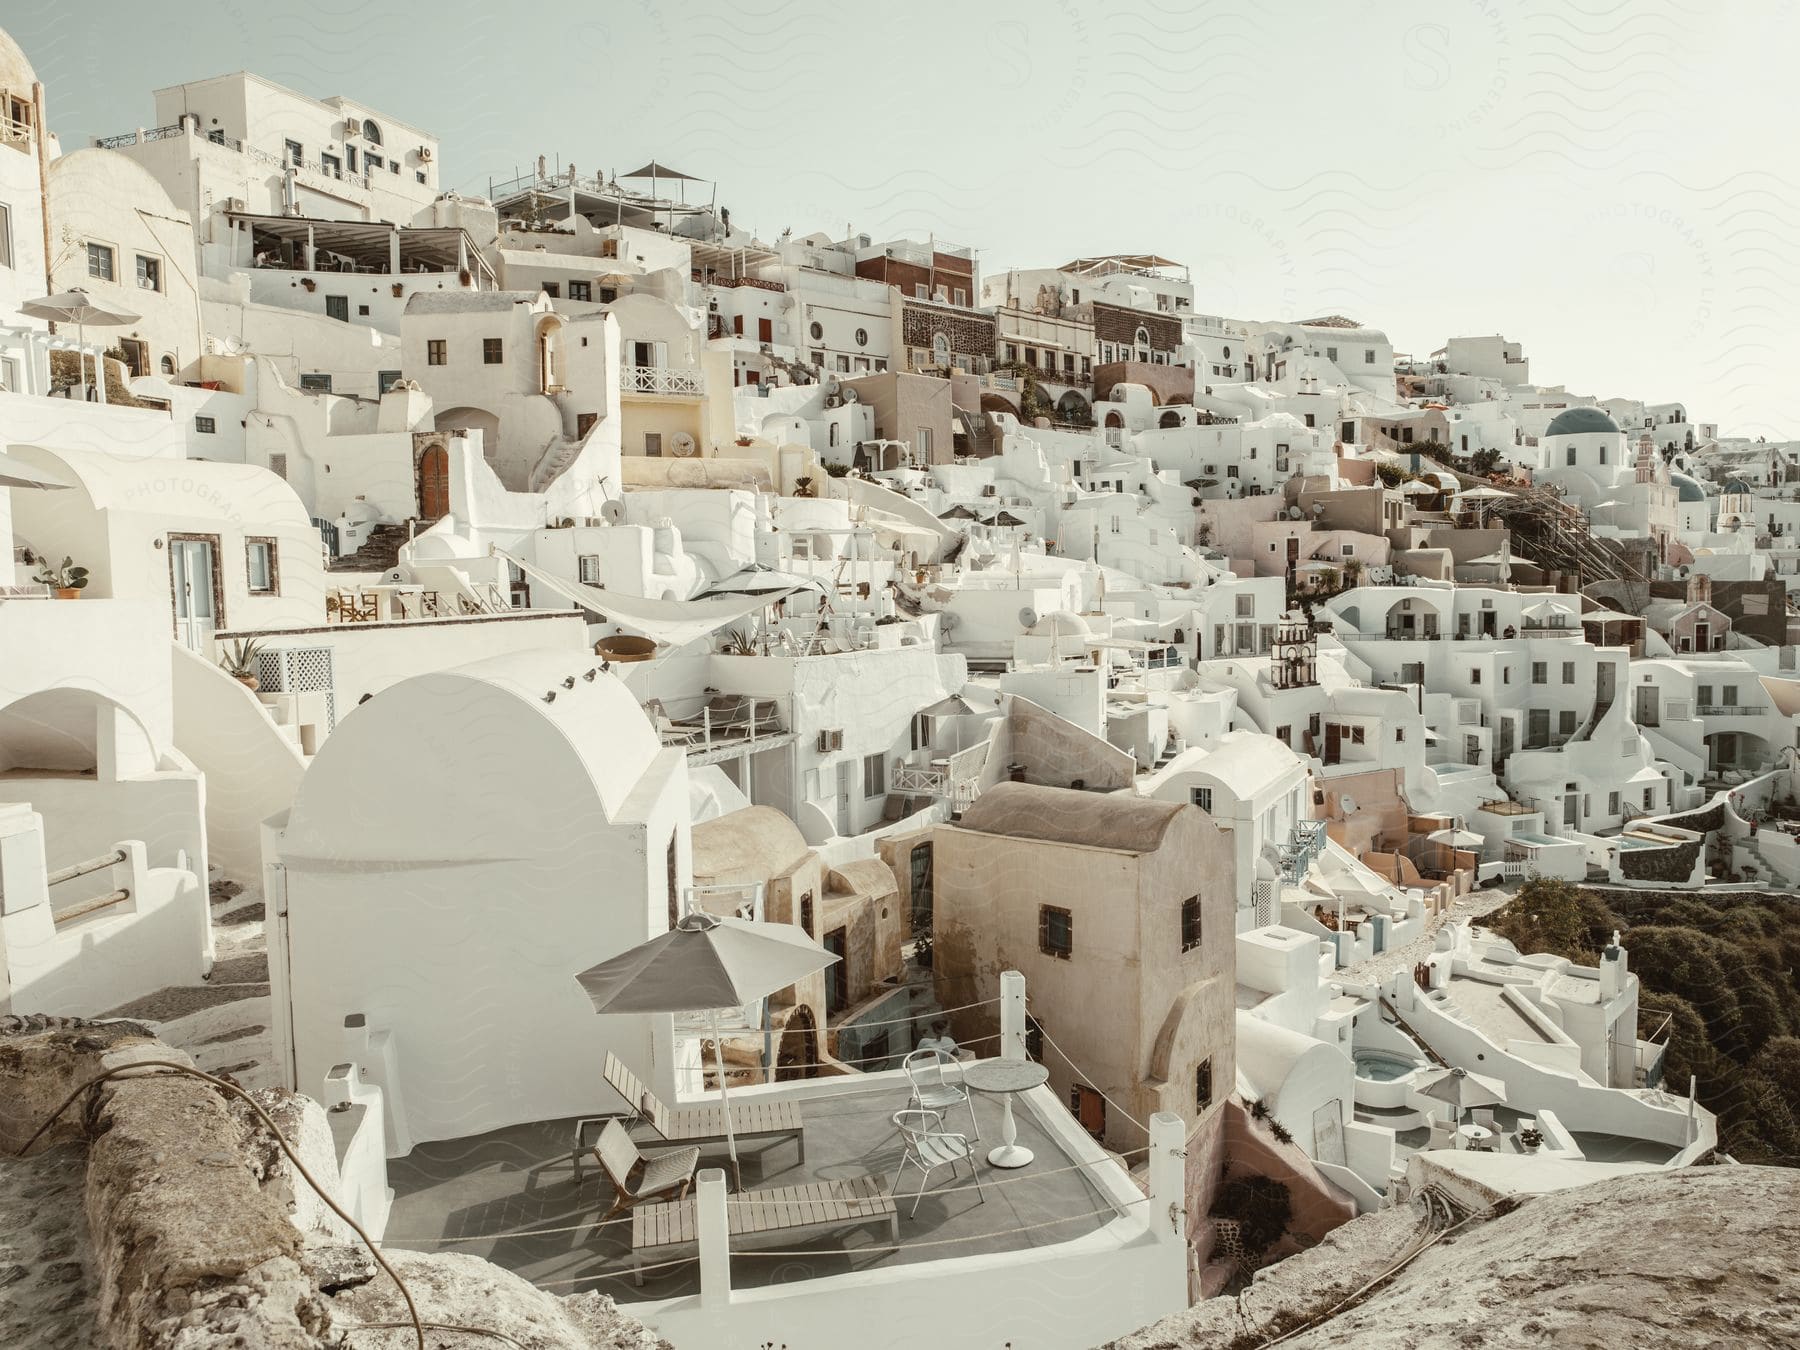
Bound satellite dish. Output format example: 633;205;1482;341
670;431;698;457
601;499;626;524
1287;506;1304;520
1340;794;1358;814
842;388;859;404
1019;606;1040;629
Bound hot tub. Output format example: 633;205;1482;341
1353;1050;1426;1109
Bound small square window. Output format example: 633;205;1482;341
569;280;591;301
195;415;216;434
1191;786;1212;812
135;254;161;292
1039;905;1073;959
483;337;503;364
87;241;115;282
577;554;601;583
245;538;278;595
426;339;446;366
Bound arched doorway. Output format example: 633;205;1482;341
1159;409;1182;429
775;1003;819;1081
1105;411;1124;429
416;444;450;520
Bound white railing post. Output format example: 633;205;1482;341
1148;1111;1186;1245
1000;970;1027;1060
695;1168;731;1311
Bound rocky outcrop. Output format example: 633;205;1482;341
1107;1166;1800;1349
1;1015;669;1350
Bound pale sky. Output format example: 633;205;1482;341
12;1;1800;437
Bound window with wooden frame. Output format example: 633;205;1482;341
426;339;446;365
1070;1083;1105;1139
483;337;504;364
1181;896;1202;952
245;537;278;595
1039;905;1073;959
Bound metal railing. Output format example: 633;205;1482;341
1695;704;1758;717
1281;820;1329;884
620;364;704;396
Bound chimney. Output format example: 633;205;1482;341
1600;929;1628;999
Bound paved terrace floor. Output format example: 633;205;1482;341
381;1083;1118;1304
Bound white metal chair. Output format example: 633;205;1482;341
890;1108;986;1218
903;1047;979;1140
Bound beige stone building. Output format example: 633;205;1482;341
930;782;1236;1217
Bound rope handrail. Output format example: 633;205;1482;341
669;1034;1003;1080
383;1147;1152;1247
1034;1026;1151;1133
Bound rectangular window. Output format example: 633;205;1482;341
1236;594;1254;617
1559;710;1577;735
365;152;383;173
541;282;559;298
378;370;402;393
862;752;886;799
1070;1083;1105;1139
483;337;503;364
299;373;332;393
1195;1058;1213;1113
1723;685;1739;706
324;294;349;322
1191;786;1212;812
1607;791;1621;816
245;538;277;595
426;339;446;366
1562;662;1575;683
916;426;932;456
195;415;216;434
1531;662;1546;684
577;555;601;583
319;151;340;177
284;139;303;164
0;202;11;268
135;254;161;292
87;241;115;281
568;280;591;301
1180;897;1202;952
1470;669;1482;685
1039;905;1073;959
1364;349;1375;364
1326;346;1338;362
1698;684;1713;706
1276;725;1292;745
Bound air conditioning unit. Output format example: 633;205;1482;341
818;729;844;753
418;146;433;161
224;197;246;213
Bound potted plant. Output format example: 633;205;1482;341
34;556;89;599
218;637;265;690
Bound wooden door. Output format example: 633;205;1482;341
416;444;450;519
757;317;773;343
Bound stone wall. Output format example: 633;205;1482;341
0;1015;669;1350
1618;836;1702;883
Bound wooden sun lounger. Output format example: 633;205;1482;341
604;1052;805;1160
630;1175;898;1283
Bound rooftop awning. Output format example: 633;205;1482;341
498;550;794;648
622;161;706;182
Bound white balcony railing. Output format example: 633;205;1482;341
621;364;704;397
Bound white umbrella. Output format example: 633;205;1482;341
576;910;838;1188
0;449;71;490
20;288;141;404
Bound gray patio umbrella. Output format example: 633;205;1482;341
1417;1066;1507;1121
576;910;838;1187
20;288;141;404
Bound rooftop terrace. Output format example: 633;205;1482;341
380;1071;1131;1305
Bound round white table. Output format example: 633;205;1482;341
962;1058;1049;1168
1458;1123;1493;1150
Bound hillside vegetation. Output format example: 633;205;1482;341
1485;877;1800;1165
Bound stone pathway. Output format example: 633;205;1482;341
0;1142;97;1350
101;876;277;1091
